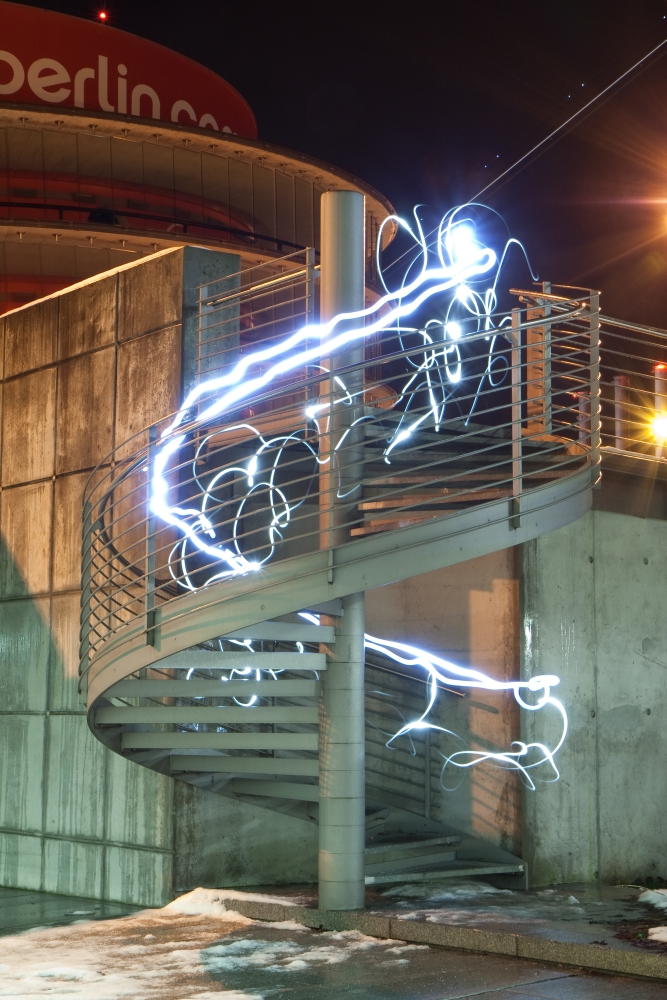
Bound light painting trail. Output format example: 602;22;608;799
300;613;566;790
149;203;565;790
364;634;567;791
152;204;535;583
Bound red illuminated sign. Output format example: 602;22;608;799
0;1;257;137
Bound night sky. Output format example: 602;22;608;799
16;0;667;326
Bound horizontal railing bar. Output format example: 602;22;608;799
201;267;312;305
84;311;590;492
84;443;592;654
198;249;311;291
600;314;667;340
85;411;589;608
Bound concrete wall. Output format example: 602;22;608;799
0;246;237;906
171;552;524;893
365;549;522;857
0;243;355;903
521;507;667;886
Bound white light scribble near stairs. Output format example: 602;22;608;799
149;203;565;791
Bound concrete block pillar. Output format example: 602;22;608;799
318;190;366;910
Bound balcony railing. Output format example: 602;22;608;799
80;280;600;686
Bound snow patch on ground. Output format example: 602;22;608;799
162;887;254;921
165;886;304;909
0;896;417;997
202;928;404;975
381;878;513;901
640;888;667;911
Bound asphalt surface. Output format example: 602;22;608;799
1;886;667;998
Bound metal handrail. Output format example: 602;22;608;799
80;285;600;688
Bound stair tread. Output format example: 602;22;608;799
222;622;334;642
232;778;319;802
97;705;319;725
106;678;322;699
170;755;318;776
122;732;319;751
365;835;460;856
365;850;458;875
365;861;525;885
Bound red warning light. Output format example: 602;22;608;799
97;10;109;21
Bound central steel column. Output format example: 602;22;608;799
318;190;366;910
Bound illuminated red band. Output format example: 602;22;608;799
0;0;256;137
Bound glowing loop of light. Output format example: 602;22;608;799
152;204;535;582
364;634;566;791
146;203;563;788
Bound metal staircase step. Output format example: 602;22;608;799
365;860;525;886
118;651;327;677
232;779;319;802
364;835;460;858
122;732;319;752
365;849;458;876
170;756;319;776
106;678;322;699
359;489;511;508
222;622;334;642
97;706;319;725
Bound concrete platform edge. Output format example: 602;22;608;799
227;899;667;981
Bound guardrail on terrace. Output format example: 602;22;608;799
597;314;667;458
80;280;601;688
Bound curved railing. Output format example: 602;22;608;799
80;284;600;705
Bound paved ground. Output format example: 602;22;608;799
0;885;137;936
1;886;667;998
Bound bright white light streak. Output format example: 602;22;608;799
295;614;565;786
151;217;499;570
366;634;566;789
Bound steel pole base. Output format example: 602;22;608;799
318;590;365;911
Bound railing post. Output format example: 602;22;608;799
79;499;93;704
654;364;667;459
146;426;157;647
589;292;601;482
305;246;317;401
525;282;551;435
612;374;629;451
510;307;522;528
318;190;366;911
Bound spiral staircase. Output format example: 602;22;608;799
80;195;600;908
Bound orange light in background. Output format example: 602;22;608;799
97;10;109;21
651;414;667;441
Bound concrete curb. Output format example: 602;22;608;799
227;899;667;981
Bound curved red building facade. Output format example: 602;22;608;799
0;1;392;312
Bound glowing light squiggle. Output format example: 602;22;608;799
152;205;535;584
364;634;566;790
218;614;566;791
146;203;563;789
